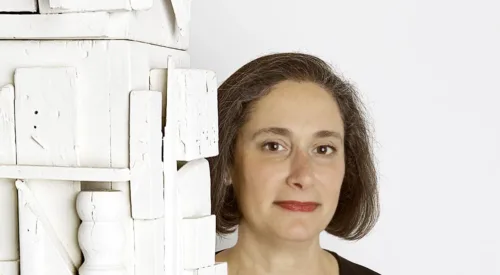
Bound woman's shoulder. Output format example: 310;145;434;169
327;250;381;275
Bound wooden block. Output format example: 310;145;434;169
184;263;227;275
14;67;82;274
171;0;192;36
177;158;211;218
0;165;130;182
133;219;164;275
182;215;216;269
170;69;219;161
0;261;18;275
0;13;110;39
14;67;80;166
16;180;78;275
0;2;188;49
215;262;228;275
130;90;164;219
39;0;131;13
130;0;153;11
0;84;18;266
0;0;37;12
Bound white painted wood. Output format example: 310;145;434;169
16;180;78;275
76;191;127;275
130;0;153;11
184;263;227;275
133;219;164;275
14;67;82;274
170;69;219;161
177;158;211;218
0;39;190;275
0;1;189;49
39;0;131;13
149;70;168;130
0;13;111;39
0;0;37;12
0;84;18;272
0;261;18;275
14;67;80;165
214;262;228;275
182;215;216;269
0;165;130;182
171;0;192;36
130;90;164;219
163;57;185;275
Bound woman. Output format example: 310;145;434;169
208;52;380;275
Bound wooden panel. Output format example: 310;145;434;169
130;0;153;11
177;158;211;218
0;84;19;273
0;13;110;39
0;0;37;12
133;219;164;275
170;69;218;161
14;67;82;274
181;215;216;269
129;90;164;219
39;0;131;13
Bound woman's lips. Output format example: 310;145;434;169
274;201;319;212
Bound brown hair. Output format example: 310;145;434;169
207;52;379;241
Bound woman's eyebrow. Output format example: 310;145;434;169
314;130;343;143
251;127;291;140
251;127;343;142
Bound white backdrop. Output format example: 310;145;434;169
188;1;500;274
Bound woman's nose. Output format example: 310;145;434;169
285;150;314;189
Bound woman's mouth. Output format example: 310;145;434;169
274;201;320;212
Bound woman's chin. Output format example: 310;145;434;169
273;223;321;242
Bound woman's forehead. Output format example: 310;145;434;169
242;81;344;135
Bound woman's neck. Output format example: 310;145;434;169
223;222;337;275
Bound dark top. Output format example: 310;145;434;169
216;249;380;275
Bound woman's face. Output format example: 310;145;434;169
232;80;346;242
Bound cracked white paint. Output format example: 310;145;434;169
170;69;219;161
129;90;164;220
0;84;18;275
0;1;188;50
76;191;127;275
16;180;77;274
14;67;82;274
0;2;225;274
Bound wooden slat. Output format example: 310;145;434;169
129;90;164;219
0;84;19;273
0;165;130;182
14;67;82;274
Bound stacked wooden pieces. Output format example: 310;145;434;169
0;0;191;49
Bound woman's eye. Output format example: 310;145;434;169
316;145;335;155
262;142;285;152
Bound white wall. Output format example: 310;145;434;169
188;1;500;274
